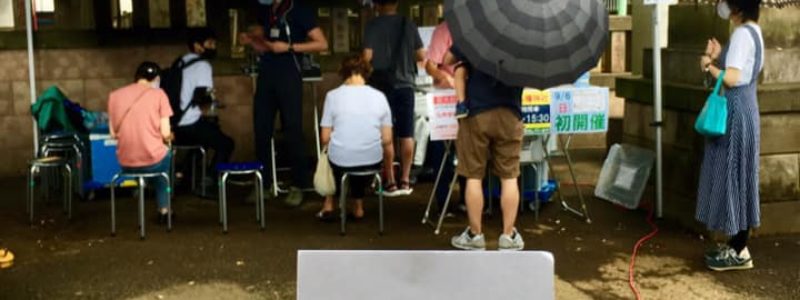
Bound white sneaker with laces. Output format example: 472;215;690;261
498;228;525;251
451;227;486;251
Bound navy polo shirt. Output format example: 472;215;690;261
258;0;317;71
451;46;523;119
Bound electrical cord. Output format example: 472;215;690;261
628;203;660;300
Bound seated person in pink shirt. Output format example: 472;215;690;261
108;62;175;224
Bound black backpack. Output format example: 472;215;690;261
161;56;205;126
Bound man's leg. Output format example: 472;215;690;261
392;87;416;189
191;119;235;168
254;74;278;184
500;178;520;235
465;178;484;234
400;137;415;184
277;73;308;206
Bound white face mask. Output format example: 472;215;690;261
717;1;731;20
151;79;160;89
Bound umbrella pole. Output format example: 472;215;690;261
652;4;664;218
25;0;38;157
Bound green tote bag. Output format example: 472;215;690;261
695;70;728;137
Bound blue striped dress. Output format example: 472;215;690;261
696;25;763;236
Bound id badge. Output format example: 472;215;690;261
270;27;280;39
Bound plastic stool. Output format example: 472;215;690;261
339;170;384;236
110;172;172;240
217;162;265;233
27;157;72;224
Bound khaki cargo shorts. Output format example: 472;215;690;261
456;107;523;180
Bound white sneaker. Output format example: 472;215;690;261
451;227;486;251
498;228;525;251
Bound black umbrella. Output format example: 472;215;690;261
445;0;609;89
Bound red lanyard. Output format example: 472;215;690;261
268;0;292;28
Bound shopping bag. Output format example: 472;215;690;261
314;148;336;196
695;70;728;137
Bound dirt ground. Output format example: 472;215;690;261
1;150;798;299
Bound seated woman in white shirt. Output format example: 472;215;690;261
316;55;394;221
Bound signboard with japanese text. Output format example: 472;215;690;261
521;89;552;136
427;89;459;141
550;87;610;134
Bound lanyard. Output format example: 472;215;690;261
268;0;292;28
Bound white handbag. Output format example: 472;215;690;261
314;148;336;196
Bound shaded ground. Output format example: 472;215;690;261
1;149;798;299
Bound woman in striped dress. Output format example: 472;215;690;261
697;0;764;272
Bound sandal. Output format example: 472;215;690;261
315;210;337;223
398;181;414;196
0;248;14;269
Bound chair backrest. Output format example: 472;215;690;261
297;250;555;300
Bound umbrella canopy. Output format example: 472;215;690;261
445;0;609;89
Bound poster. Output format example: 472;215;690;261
427;89;458;141
550;86;610;134
521;89;552;136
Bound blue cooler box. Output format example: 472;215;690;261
85;133;122;190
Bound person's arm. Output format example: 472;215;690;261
704;63;743;88
320;127;332;147
454;65;468;102
160;118;173;143
425;60;454;88
158;90;174;143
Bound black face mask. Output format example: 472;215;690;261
202;48;218;60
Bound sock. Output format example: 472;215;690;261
728;229;749;254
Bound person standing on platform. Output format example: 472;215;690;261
240;0;329;207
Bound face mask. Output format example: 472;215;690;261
151;79;160;89
202;48;217;60
717;1;731;20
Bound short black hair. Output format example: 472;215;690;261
726;0;762;22
187;28;217;51
134;61;161;82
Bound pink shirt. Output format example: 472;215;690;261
108;83;173;168
426;22;455;80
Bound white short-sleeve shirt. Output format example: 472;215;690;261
178;53;214;127
725;24;764;87
320;85;393;167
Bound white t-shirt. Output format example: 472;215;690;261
320;85;393;167
725;24;764;87
178;53;213;127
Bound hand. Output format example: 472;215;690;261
238;33;253;46
700;55;713;72
164;133;175;144
706;38;722;60
443;75;456;89
270;41;290;54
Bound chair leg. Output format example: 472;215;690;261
376;174;384;235
200;148;207;197
218;173;224;225
253;173;261;222
110;175;118;236
65;164;73;220
138;177;146;240
256;171;265;231
221;173;229;234
28;166;36;225
339;174;349;236
163;173;172;232
191;152;197;193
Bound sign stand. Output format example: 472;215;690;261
421;140;458;235
542;135;592;224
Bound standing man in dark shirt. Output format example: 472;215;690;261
240;0;328;207
447;47;526;251
363;0;425;197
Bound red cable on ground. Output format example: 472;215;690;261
628;204;659;300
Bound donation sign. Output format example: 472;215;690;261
521;89;552;136
427;89;458;141
550;86;610;134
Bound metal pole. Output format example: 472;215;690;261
25;0;38;156
653;4;664;218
